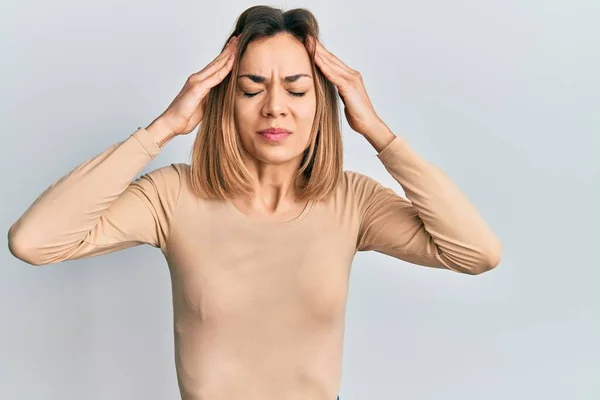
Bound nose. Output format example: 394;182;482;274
261;87;288;118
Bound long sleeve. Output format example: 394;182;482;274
7;127;183;266
353;136;502;275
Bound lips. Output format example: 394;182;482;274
257;127;291;143
257;127;291;135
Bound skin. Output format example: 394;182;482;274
232;33;318;220
307;36;397;151
230;33;397;221
146;32;397;221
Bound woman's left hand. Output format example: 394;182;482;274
307;37;383;136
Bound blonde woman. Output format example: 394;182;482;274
8;5;501;400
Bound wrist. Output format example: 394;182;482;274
145;118;175;148
362;120;396;153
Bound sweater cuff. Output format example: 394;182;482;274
132;127;162;158
376;136;408;164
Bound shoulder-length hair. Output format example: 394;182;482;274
188;5;343;202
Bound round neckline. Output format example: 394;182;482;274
223;196;315;229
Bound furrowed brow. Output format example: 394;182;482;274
237;73;312;83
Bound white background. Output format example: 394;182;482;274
1;1;598;399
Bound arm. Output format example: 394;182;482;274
354;125;502;275
7;126;183;266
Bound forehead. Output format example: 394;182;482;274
239;34;311;74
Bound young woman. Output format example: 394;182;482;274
7;5;501;400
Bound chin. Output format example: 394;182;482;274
244;140;304;164
252;148;302;165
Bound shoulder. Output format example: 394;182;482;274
137;163;190;201
342;169;386;198
143;162;188;183
338;169;390;216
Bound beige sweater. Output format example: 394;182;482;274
8;127;501;400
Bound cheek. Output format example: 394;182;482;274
297;99;317;126
233;99;243;119
233;101;254;128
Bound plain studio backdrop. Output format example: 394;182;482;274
1;1;598;399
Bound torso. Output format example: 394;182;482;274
162;167;360;400
227;196;312;224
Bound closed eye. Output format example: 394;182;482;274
242;91;306;98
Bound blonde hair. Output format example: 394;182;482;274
189;5;343;202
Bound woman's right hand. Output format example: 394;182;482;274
148;35;239;139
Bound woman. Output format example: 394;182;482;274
7;5;501;400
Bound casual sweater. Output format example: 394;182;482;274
8;126;501;400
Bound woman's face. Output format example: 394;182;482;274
234;33;317;166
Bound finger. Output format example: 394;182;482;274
191;43;237;83
207;44;234;69
316;41;354;77
315;41;354;75
209;39;238;70
315;50;352;88
192;36;238;78
200;51;236;89
183;52;234;107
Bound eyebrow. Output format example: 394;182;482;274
237;73;312;83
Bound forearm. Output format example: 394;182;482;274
8;127;162;265
361;120;399;154
372;125;502;273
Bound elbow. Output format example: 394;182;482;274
7;224;46;266
441;236;502;275
471;239;502;275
